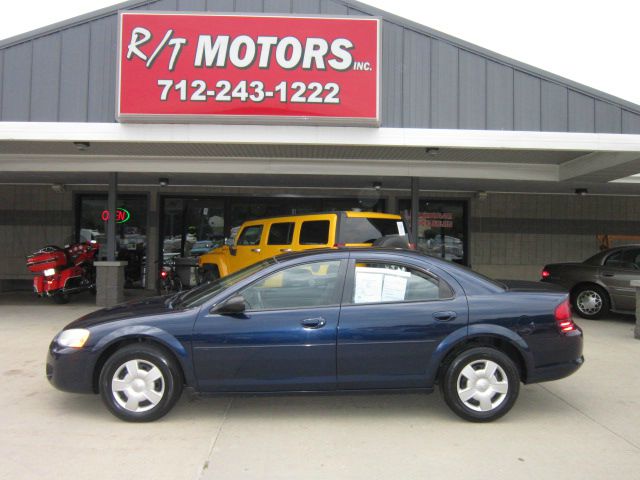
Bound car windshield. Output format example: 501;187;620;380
173;258;277;308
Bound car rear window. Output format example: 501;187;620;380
299;220;330;245
340;218;403;244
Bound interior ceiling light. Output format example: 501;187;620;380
575;188;588;196
372;181;382;190
159;177;169;187
73;141;91;151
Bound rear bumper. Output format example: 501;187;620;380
526;328;584;384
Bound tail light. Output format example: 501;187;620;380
160;271;168;279
541;268;550;279
554;298;575;333
333;243;346;248
408;243;416;250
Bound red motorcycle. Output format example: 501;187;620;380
26;242;99;304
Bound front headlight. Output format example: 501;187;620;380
44;268;56;277
57;329;90;348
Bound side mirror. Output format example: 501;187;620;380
212;295;246;315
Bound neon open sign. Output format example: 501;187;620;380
101;208;131;224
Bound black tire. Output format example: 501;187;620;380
441;347;520;422
51;293;70;304
571;284;610;319
99;344;183;422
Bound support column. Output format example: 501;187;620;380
95;172;126;307
631;280;640;339
411;177;420;245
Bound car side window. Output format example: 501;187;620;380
237;225;263;246
348;262;453;304
605;250;638;270
267;222;295;246
299;220;330;245
240;260;342;311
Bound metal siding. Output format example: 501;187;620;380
568;90;595;132
1;43;32;121
59;25;91;122
264;0;291;12
402;29;430;128
206;0;235;11
622;110;640;134
541;81;568;132
514;71;540;131
30;35;61;121
88;16;117;123
381;21;403;127
320;0;348;15
235;0;265;12
458;50;485;130
595;100;622;133
486;60;513;130
430;40;458;129
178;0;207;10
292;0;321;14
149;0;178;10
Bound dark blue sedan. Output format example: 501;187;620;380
47;248;583;422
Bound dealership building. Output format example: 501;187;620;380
2;0;640;297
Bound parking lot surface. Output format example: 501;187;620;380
1;292;638;480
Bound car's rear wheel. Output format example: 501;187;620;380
441;347;520;422
572;285;609;319
99;344;183;422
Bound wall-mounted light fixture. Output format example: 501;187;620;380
372;181;382;191
425;147;440;156
159;177;169;187
575;188;588;196
73;141;91;151
51;183;66;193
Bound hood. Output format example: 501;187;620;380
67;295;176;329
499;279;568;293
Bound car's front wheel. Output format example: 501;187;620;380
99;344;183;422
571;285;609;319
441;347;520;422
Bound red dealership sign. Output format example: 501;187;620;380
117;12;380;126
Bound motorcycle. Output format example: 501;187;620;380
159;259;183;295
26;241;99;304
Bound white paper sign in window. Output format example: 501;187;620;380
354;266;410;304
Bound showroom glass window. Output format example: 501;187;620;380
240;260;343;310
347;262;453;304
76;194;148;288
398;199;468;265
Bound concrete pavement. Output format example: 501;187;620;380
0;292;638;480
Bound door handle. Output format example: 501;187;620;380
251;248;261;253
280;248;292;253
602;272;615;277
433;311;457;321
301;317;326;329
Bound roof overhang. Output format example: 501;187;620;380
1;122;640;184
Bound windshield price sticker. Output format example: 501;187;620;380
117;13;380;125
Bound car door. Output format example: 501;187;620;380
337;254;468;389
600;248;640;311
229;223;267;272
260;221;296;259
192;258;347;392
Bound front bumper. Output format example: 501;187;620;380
46;341;96;394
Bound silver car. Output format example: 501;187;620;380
541;245;640;319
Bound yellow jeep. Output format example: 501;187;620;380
197;211;409;281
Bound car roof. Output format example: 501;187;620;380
240;211;402;226
585;244;640;264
